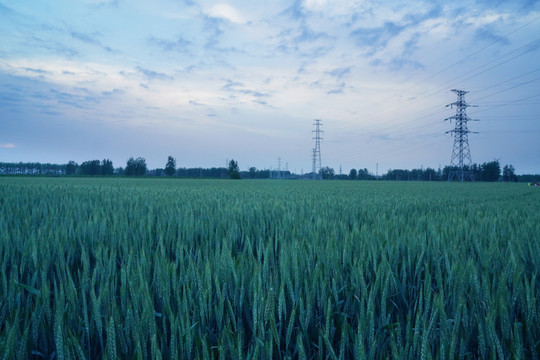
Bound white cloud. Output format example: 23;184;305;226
301;0;367;16
0;143;16;148
205;4;246;24
466;11;509;27
303;0;328;11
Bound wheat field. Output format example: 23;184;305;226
0;177;538;359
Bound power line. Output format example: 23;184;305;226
472;68;540;93
473;75;540;102
330;14;540;135
480;130;540;134
322;11;540;170
481;114;538;119
337;13;540;129
408;14;540;93
475;92;540;111
333;70;539;166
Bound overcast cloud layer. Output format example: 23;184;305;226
1;0;539;174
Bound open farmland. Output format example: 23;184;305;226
0;177;539;359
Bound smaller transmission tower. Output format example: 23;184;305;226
445;89;478;182
312;119;323;179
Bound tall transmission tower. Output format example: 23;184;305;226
312;119;323;179
445;89;478;182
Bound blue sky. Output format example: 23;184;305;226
1;0;539;174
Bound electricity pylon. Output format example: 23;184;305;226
312;119;323;180
445;89;478;182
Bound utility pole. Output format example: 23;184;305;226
445;89;478;182
312;119;323;180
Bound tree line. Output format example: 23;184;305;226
0;157;242;179
312;161;522;182
378;161;517;182
0;162;65;176
0;158;534;182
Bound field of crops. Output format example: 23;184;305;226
0;177;539;359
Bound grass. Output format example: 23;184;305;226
0;177;539;359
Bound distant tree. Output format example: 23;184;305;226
348;168;357;180
176;167;229;178
517;174;540;183
411;168;423;181
480;161;501;182
442;165;454;180
357;168;374;180
79;160;101;175
228;159;241;179
423;167;438;181
165;156;176;176
383;169;412;181
66;161;78;175
125;158;136;176
256;169;271;179
249;167;257;178
125;157;147;176
320;166;335;180
503;164;517;182
152;168;164;177
101;159;114;175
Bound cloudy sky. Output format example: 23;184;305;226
1;0;539;174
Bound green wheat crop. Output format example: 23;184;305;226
0;177;538;359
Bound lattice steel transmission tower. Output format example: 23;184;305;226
445;89;478;182
312;119;323;180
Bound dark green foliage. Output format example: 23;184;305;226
228;159;241;179
503;164;518;182
348;168;357;179
518;174;540;182
357;167;375;180
385;167;439;181
245;167;271;179
176;167;228;178
125;157;147;176
320;166;335;179
164;156;176;177
479;160;501;182
79;160;101;175
65;161;78;175
249;166;257;178
73;159;113;176
422;167;438;181
383;168;411;180
101;159;114;176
